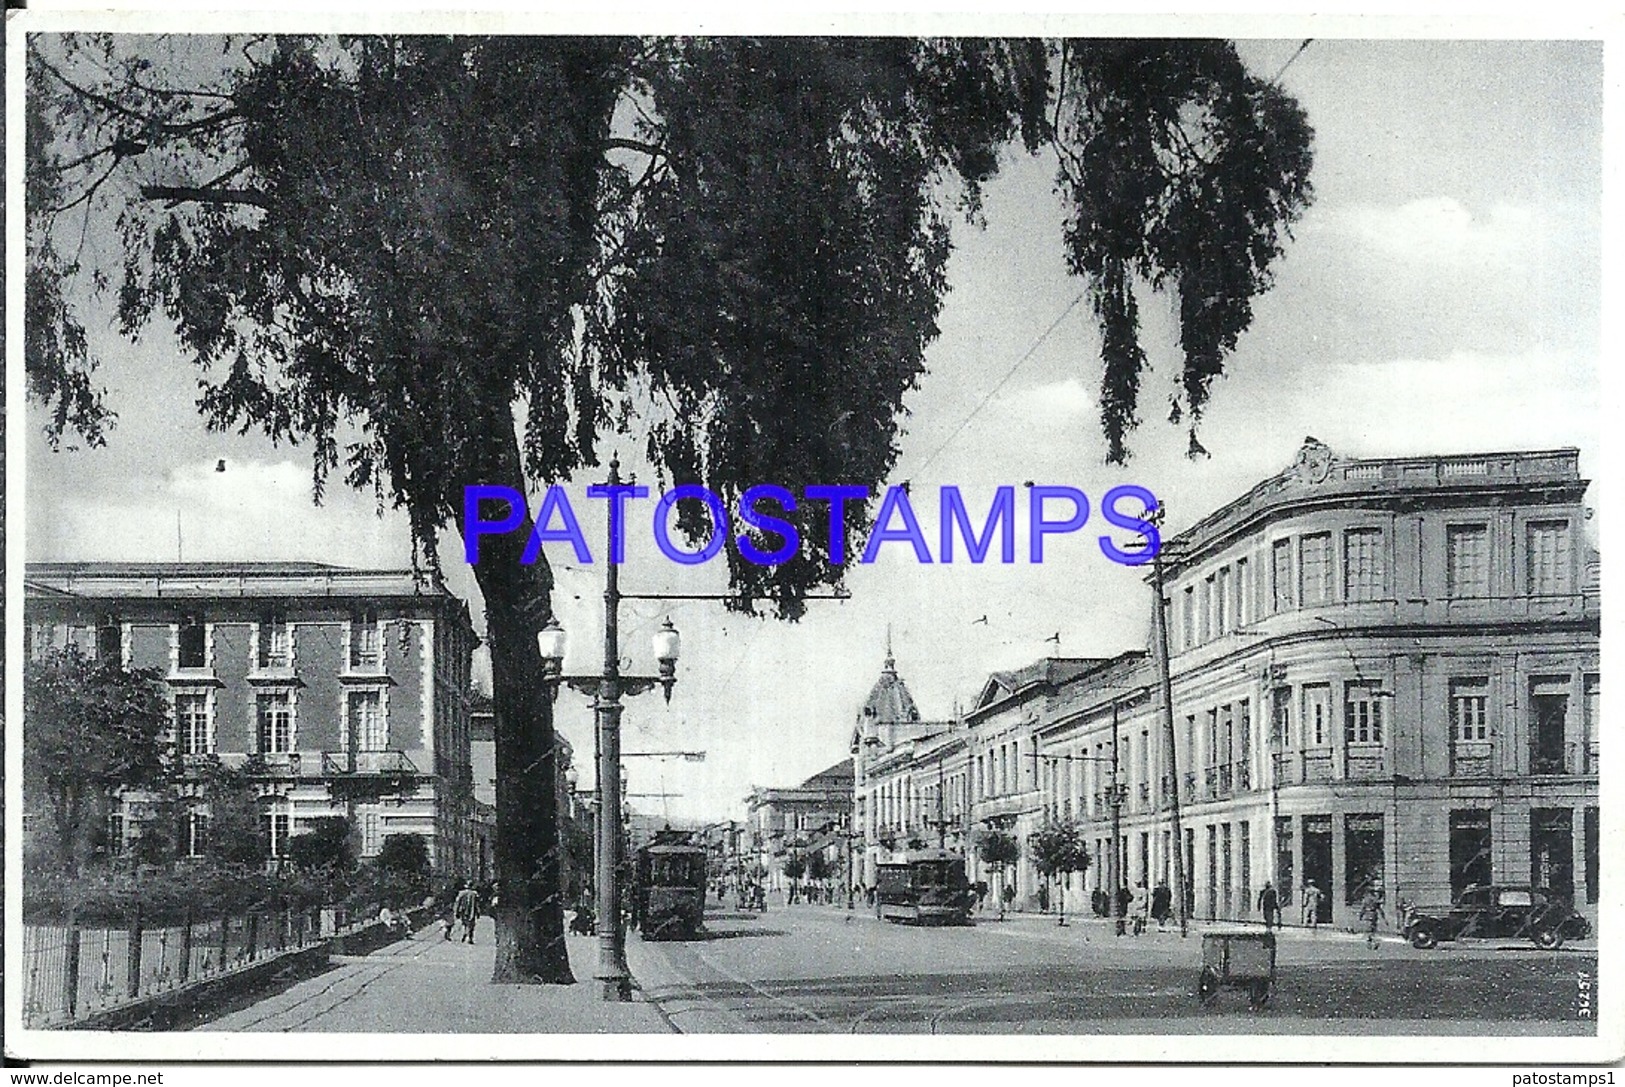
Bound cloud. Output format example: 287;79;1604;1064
1309;197;1542;267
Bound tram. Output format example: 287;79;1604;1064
634;842;708;940
875;849;974;925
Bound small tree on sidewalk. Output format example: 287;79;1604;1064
976;829;1021;920
783;853;807;898
1029;819;1090;926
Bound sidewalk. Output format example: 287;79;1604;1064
971;906;1410;946
201;917;673;1033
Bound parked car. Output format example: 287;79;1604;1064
1405;885;1592;950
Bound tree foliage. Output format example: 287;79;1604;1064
23;646;171;876
976;828;1021;871
24;33;1312;979
1028;818;1089;879
377;832;430;878
288;816;356;873
782;853;807;883
1053;40;1313;459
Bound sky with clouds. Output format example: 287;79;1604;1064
20;35;1603;823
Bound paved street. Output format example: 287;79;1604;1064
627;899;1599;1035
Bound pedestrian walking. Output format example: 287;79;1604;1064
1301;880;1323;931
454;881;480;944
1130;882;1150;935
1258;880;1281;930
1151;883;1172;929
1359;882;1386;949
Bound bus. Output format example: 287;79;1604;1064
875;850;974;925
634;842;708;940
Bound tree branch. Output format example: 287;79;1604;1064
604;136;666;159
140;184;269;208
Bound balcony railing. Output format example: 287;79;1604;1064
1235;762;1251;792
1183;772;1197;802
1585;742;1599;775
321;750;419;777
1137;782;1150;805
1217;763;1233;796
1203;767;1218;800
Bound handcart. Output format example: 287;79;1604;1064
1197;930;1276;1010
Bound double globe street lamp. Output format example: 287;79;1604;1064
535;461;681;1001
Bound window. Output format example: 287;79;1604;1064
1216;567;1231;633
1302;684;1331;747
1451;678;1489;741
1344;528;1384;602
257;693;294;754
1530;678;1568;774
106;812;126;857
178;613;206;669
259;610;289;668
1271;539;1294;612
1344;684;1384;744
1235;558;1250;626
177;693;211;755
1583;675;1599;773
1198;577;1212;643
1182;587;1195;649
1299;533;1333;605
96;616;122;663
1449;809;1492;899
1205;709;1219;770
185;811;211;859
1527;521;1572;595
261;809;292;858
1237;701;1252;789
350;691;386;751
1446;524;1489;599
1271;687;1293;749
351;608;381;668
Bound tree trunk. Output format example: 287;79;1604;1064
466;457;572;985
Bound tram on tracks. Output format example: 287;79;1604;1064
875;849;975;925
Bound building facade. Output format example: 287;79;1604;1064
849;441;1601;927
745;759;854;890
24;562;481;878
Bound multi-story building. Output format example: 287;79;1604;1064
851;440;1600;927
1140;440;1600;925
24;562;481;877
745;759;854;890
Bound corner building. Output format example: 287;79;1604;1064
24;562;480;877
1150;441;1599;924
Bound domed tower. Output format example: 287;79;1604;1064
850;630;924;757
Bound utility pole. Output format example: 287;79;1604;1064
1110;700;1124;936
1149;510;1190;938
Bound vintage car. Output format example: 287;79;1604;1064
1405;885;1592;950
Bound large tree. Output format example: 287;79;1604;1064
22;646;172;877
26;34;1312;982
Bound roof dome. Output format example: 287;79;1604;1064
858;647;920;726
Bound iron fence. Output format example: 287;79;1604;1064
20;905;365;1028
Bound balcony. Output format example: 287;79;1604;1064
1585;742;1599;775
323;750;419;777
1217;763;1233;796
1203;767;1218;801
1235;762;1251;792
1183;771;1197;802
1137;782;1150;806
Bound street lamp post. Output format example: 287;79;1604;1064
536;458;680;1003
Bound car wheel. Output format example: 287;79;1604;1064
1409;925;1438;950
1533;929;1563;950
